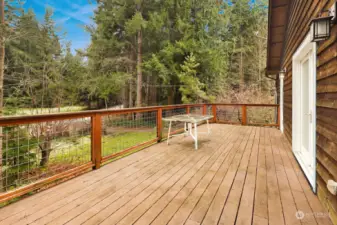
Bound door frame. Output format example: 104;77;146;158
292;33;317;192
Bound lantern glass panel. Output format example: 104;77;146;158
310;17;332;42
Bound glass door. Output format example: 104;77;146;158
300;56;313;168
292;33;316;192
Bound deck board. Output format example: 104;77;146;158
253;127;268;224
201;127;254;225
269;128;301;225
217;127;257;225
265;127;285;225
234;127;260;225
0;124;332;225
133;126;239;225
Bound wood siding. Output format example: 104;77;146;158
280;0;337;224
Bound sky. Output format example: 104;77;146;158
23;0;260;53
23;0;97;54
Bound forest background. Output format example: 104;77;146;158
0;0;274;116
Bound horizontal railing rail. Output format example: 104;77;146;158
0;103;279;204
0;104;205;126
211;103;280;127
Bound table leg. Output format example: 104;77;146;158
207;120;210;135
167;121;172;145
194;122;198;150
188;123;192;137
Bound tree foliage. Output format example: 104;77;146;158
3;0;270;110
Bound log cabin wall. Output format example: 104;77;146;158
279;0;337;223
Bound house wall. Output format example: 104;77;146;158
281;0;337;224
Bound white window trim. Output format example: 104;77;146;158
292;33;317;192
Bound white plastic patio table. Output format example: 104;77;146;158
162;114;214;150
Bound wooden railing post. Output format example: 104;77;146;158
202;104;207;115
242;105;247;125
91;114;102;169
157;108;163;142
212;104;217;123
187;106;190;114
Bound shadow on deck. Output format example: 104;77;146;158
0;124;332;225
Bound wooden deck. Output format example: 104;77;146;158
0;125;333;225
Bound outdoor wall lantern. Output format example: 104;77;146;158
310;3;336;42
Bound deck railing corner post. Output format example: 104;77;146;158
212;104;217;123
242;105;247;125
91;113;102;170
202;104;207;115
157;108;163;142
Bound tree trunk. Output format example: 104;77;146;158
87;97;92;109
129;80;133;108
39;135;52;167
145;75;150;106
151;76;157;106
122;81;129;109
239;36;244;91
136;29;142;108
0;0;5;192
168;87;174;105
128;49;134;109
258;41;261;90
104;98;108;109
128;79;134;120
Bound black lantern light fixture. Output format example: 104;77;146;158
310;16;333;42
310;2;336;42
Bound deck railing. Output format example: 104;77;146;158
0;103;279;204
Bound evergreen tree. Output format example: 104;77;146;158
2;0;270;108
0;0;4;193
179;53;212;103
4;7;73;166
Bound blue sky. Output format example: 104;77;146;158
23;0;260;53
23;0;97;54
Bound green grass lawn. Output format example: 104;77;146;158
4;106;86;116
102;130;156;156
49;130;157;165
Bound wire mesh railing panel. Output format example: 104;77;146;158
189;106;203;115
216;105;242;124
101;111;157;159
0;118;91;193
162;107;188;137
0;103;280;203
247;106;277;125
207;105;213;115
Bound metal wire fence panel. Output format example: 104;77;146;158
101;111;157;159
162;107;188;137
216;105;242;124
0;103;279;203
0;118;91;193
207;105;213;115
247;106;277;125
190;106;203;115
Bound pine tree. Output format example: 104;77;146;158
178;53;212;103
85;0;139;108
4;7;70;166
